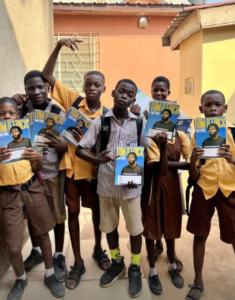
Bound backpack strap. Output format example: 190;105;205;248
100;115;111;153
50;104;62;115
136;117;143;146
230;126;235;143
72;96;84;109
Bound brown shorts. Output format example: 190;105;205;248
65;176;98;213
43;176;66;224
187;184;235;244
0;178;55;250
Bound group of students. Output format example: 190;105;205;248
0;38;235;300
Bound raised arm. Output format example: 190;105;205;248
42;38;83;87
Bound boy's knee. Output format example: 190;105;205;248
8;245;22;257
68;209;80;219
38;232;49;242
194;235;208;243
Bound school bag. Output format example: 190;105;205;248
99;116;143;153
185;127;235;215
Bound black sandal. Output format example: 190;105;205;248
65;264;86;290
92;250;111;271
186;284;205;300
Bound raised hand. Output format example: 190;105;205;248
130;104;141;116
71;127;84;143
58;38;83;51
11;94;29;106
21;148;41;162
155;131;167;148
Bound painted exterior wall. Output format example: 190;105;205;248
54;14;180;107
0;0;53;280
179;30;203;119
0;0;53;97
202;26;235;122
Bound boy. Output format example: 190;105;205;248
0;97;65;300
186;90;235;300
12;70;68;283
41;38;111;289
76;79;151;298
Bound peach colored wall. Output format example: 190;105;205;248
54;14;180;108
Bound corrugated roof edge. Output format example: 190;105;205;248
162;0;235;47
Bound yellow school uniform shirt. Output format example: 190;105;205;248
51;80;104;180
146;131;189;165
188;122;235;199
0;160;34;186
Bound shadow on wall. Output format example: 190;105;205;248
226;90;235;123
0;1;27;96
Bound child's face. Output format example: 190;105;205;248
25;77;49;107
151;81;170;101
83;74;106;102
112;82;136;110
199;93;227;117
0;103;19;121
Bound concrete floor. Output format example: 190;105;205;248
0;207;235;300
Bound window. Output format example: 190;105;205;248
54;33;100;95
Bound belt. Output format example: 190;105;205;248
2;174;37;192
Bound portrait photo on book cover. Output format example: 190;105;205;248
202;123;226;148
121;152;143;176
152;108;176;132
38;117;60;137
67;119;85;133
7;126;31;149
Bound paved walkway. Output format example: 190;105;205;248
0;209;235;300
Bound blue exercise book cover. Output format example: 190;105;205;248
115;147;144;186
144;101;179;140
61;107;92;147
176;117;193;133
134;89;152;114
0;119;31;164
31;110;63;152
194;117;226;158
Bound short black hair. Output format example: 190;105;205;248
24;70;46;86
77;119;85;128
151;76;170;89
0;97;18;110
46;117;55;125
127;152;137;160
84;71;105;83
161;108;172;117
208;123;219;132
10;126;22;134
201;90;225;103
115;79;137;93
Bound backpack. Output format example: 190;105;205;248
99;116;143;153
185;127;235;215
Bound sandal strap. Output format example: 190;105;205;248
68;265;84;277
186;293;199;300
93;250;110;264
188;284;204;293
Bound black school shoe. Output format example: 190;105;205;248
53;254;67;282
148;274;163;295
168;268;184;288
24;249;43;272
100;257;126;287
128;264;143;298
7;279;28;300
44;273;65;298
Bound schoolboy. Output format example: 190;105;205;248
12;70;68;283
76;79;151;298
0;97;65;300
186;90;235;300
41;38;111;289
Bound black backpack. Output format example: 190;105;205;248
99;116;143;153
185;127;235;215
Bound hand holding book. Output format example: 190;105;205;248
0;146;12;162
217;144;235;164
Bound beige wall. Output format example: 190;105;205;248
0;0;53;281
179;30;203;119
0;0;53;97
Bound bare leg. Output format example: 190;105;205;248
165;239;175;264
106;228;119;250
54;223;65;253
8;247;24;277
38;233;53;269
146;238;155;268
130;234;142;255
186;235;208;300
